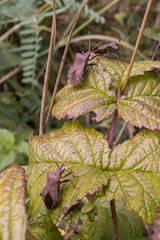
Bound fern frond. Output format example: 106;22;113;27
19;17;42;84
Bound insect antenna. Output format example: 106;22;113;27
91;41;103;52
118;33;134;48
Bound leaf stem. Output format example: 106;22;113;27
110;199;119;240
107;2;153;237
39;0;56;135
43;0;89;133
121;0;153;93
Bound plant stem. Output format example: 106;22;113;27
39;0;56;135
121;0;153;93
107;2;153;238
107;110;119;240
43;0;89;133
110;199;119;240
107;110;118;149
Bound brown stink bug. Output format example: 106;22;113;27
67;33;101;86
67;50;92;86
40;152;76;209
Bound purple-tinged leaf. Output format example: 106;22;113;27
50;57;127;121
0;164;27;240
118;71;160;130
107;129;160;223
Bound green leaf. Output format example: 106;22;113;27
50;57;160;123
143;27;160;41
81;201;143;240
28;121;160;223
27;121;110;222
50;57;125;121
0;149;16;171
118;71;160;130
0;129;16;170
0;129;29;171
107;129;160;223
0;129;15;148
28;217;64;240
0;164;27;240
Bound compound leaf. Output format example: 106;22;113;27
49;57;127;122
27;121;110;222
118;71;160;130
0;164;27;240
50;57;160;124
107;129;160;223
28;121;160;224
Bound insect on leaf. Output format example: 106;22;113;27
68;51;91;86
93;41;120;55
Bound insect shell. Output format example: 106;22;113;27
67;50;91;86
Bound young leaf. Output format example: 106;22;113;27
28;121;160;223
0;164;27;240
118;71;160;130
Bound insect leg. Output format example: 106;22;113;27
61;179;78;189
61;170;74;178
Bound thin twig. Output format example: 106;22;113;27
121;0;153;93
151;41;160;61
0;67;20;84
44;0;89;133
39;0;56;135
0;24;21;43
113;121;127;147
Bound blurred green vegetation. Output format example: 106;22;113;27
0;0;159;168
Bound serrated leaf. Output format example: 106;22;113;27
0;164;27;240
50;57;160;123
81;201;142;240
28;121;160;223
27;121;111;222
49;57;127;121
107;129;160;223
118;71;160;130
